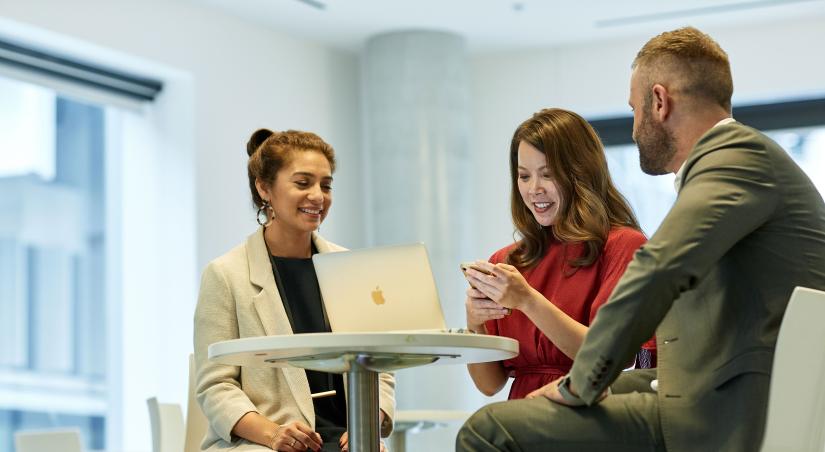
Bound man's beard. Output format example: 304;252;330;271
635;109;677;176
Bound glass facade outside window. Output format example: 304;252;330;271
606;126;825;237
0;75;107;452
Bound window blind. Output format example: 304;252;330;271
0;37;162;102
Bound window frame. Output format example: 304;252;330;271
589;97;825;146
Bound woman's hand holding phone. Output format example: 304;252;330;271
462;261;511;332
465;288;510;333
463;261;537;313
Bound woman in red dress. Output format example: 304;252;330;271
464;108;656;400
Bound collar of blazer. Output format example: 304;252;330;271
679;120;742;192
244;226;345;424
246;226;342;336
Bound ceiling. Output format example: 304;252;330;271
196;0;825;53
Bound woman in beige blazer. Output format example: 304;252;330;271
194;129;395;452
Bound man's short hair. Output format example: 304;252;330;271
633;27;733;111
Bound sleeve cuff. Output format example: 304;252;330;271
213;399;259;442
557;375;587;406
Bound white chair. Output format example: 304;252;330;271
14;429;83;452
147;397;185;452
184;353;209;452
148;354;208;452
388;410;472;452
761;286;825;452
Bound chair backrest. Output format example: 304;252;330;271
14;429;83;452
147;397;185;452
184;353;209;452
761;286;825;452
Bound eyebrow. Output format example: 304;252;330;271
292;172;333;180
517;165;548;171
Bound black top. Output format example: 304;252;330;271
270;251;347;446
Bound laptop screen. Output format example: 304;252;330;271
312;243;448;332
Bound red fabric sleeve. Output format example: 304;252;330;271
589;228;657;351
587;228;647;324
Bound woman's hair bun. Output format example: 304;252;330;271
247;128;275;156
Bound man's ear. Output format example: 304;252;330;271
651;83;671;122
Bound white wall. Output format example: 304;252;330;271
0;1;362;450
469;17;825;259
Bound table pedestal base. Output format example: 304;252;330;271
208;333;518;452
347;358;380;452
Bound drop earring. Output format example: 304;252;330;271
256;200;272;226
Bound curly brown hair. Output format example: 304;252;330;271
246;129;336;209
508;108;640;270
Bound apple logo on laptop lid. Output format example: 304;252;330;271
371;285;386;305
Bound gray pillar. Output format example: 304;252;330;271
362;30;477;451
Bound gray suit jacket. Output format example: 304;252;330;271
570;122;825;451
194;228;396;451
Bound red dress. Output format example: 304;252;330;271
485;226;655;399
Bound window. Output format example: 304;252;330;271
597;103;825;236
767;126;825;194
0;74;107;452
604;145;676;236
0;35;192;452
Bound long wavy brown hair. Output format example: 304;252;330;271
508;108;640;270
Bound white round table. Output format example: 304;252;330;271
209;332;518;452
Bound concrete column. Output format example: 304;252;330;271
362;30;480;450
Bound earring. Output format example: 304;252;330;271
256;200;272;226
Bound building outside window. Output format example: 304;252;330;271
605;123;825;237
0;74;107;452
0;34;193;452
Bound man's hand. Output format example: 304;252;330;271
525;376;568;404
525;376;607;406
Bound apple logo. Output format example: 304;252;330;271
371;285;386;305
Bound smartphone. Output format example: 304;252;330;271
460;261;494;276
460;262;510;315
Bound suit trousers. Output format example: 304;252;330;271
456;371;667;452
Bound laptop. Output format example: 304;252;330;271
313;243;450;332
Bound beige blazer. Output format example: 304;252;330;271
194;227;396;451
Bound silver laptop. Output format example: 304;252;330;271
312;243;448;332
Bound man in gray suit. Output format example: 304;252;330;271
456;27;825;452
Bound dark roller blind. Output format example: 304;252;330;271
0;37;162;102
589;97;825;147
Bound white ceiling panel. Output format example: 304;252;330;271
194;0;825;53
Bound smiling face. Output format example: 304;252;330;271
516;141;562;227
257;150;333;235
